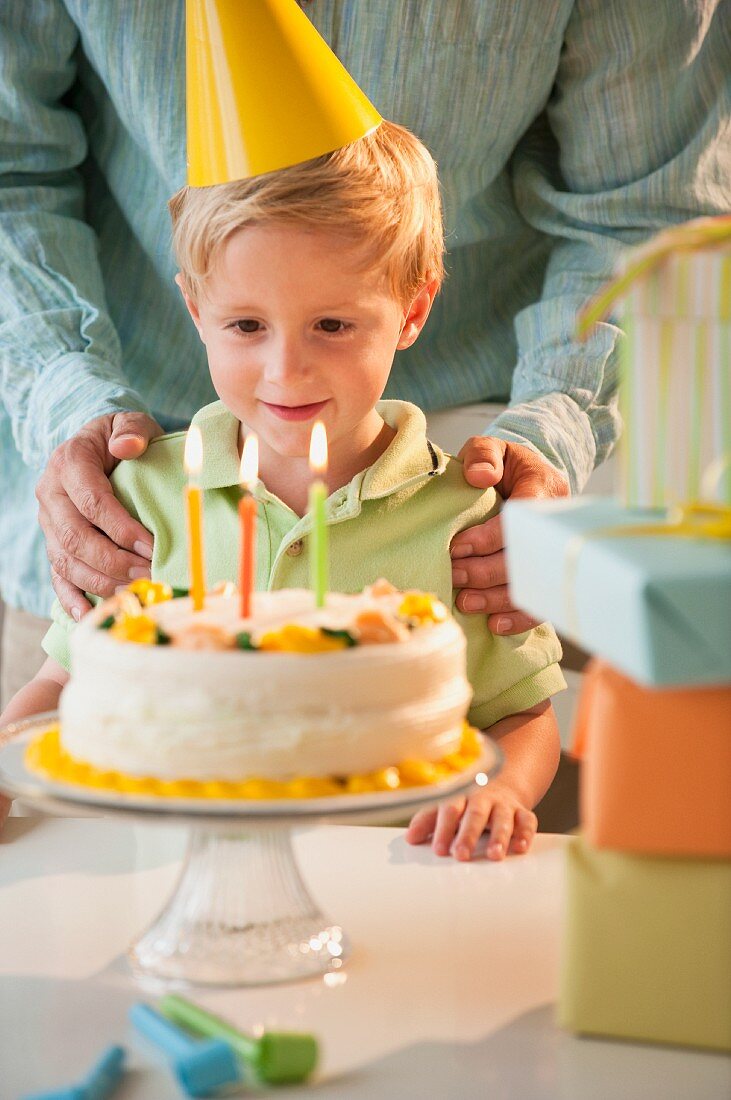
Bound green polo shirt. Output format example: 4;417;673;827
43;400;565;729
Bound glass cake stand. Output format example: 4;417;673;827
0;713;501;988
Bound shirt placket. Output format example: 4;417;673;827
264;485;359;590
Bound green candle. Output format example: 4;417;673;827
309;421;329;608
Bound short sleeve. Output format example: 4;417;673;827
42;598;79;672
459;614;566;729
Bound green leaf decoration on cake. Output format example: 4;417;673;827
172;586;190;598
235;631;258;650
98;615;116;630
321;627;358;647
156;628;172;646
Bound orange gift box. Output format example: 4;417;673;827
573;660;731;858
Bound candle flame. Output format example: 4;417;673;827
309;420;328;473
184;425;203;477
239;433;259;489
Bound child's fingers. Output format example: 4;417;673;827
508;808;538;855
405;806;438;845
431;797;467;856
486;803;516;860
453;802;490;861
407;797;537;862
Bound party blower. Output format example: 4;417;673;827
23;1045;126;1100
130;1003;243;1097
160;994;319;1084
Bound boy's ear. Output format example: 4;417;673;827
175;273;204;340
396;280;439;351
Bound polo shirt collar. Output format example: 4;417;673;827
361;400;447;499
190;398;448;499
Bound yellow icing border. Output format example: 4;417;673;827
25;724;483;800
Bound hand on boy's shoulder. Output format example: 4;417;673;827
36;411;163;621
106;411;165;463
457;437;569;501
451;437;569;635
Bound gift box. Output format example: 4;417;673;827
573;660;731;858
578;216;731;510
503;497;731;687
559;837;731;1052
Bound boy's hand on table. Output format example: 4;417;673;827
36;412;162;621
451;438;569;635
405;780;538;862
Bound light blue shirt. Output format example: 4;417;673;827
1;1;729;615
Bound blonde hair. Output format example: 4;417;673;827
169;121;444;304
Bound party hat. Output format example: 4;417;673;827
186;0;383;185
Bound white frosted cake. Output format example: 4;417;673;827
48;580;474;790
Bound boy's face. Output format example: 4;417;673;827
179;224;435;465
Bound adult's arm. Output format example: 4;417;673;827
488;0;730;493
0;5;158;612
0;4;151;463
451;0;729;626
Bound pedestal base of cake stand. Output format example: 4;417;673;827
129;824;347;987
0;712;501;989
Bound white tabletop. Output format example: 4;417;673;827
0;818;728;1099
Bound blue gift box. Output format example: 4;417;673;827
503;497;731;687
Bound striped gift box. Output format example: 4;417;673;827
579;217;731;509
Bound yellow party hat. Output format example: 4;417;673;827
186;0;383;185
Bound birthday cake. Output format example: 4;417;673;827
27;579;480;798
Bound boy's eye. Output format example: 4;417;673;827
235;319;261;334
318;318;347;333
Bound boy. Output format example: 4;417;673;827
1;122;565;860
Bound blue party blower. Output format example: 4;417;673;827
23;1045;126;1100
130;1003;244;1097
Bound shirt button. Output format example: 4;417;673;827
286;539;304;557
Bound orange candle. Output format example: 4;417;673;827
184;426;206;611
238;433;258;618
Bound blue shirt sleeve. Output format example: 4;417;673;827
489;0;730;492
0;2;148;469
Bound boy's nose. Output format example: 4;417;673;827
263;336;308;386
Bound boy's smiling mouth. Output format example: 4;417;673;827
261;399;330;422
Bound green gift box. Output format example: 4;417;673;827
559;837;731;1052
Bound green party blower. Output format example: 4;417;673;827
158;995;319;1085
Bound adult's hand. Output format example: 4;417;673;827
36;412;163;621
451;437;570;635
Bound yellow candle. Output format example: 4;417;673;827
184;426;206;611
309;421;329;608
238;434;258;619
